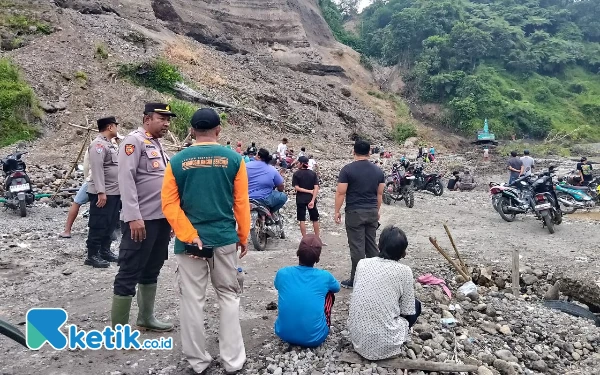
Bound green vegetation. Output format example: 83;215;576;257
318;0;362;51
74;71;87;80
319;0;600;141
167;99;197;139
118;59;183;94
0;58;41;147
2;14;52;35
393;122;418;144
95;44;109;59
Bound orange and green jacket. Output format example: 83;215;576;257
161;142;250;253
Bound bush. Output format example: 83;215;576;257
167;99;197;139
95;44;108;59
118;59;183;93
0;58;41;146
367;90;385;99
392;123;418;144
4;14;52;35
568;82;586;94
360;54;373;71
74;71;87;80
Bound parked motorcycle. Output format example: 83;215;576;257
1;151;35;217
490;176;532;222
530;168;562;234
555;178;595;214
249;199;285;251
383;163;415;207
411;165;444;196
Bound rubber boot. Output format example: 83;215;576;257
111;295;133;329
135;284;174;332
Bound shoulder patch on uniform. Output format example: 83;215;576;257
96;144;104;154
125;144;135;156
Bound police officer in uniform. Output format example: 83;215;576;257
110;103;175;331
85;116;120;268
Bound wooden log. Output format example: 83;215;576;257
429;237;470;281
339;352;478;373
173;82;304;133
53;119;92;200
443;224;467;273
512;249;520;296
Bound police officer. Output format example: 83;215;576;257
85;116;120;268
110;103;175;331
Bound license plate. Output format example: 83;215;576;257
534;203;551;210
9;183;29;192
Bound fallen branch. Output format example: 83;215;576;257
339;352;478;373
443;224;467;274
53;118;92;200
173;82;304;133
429;237;471;281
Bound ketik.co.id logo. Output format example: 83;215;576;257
26;308;172;350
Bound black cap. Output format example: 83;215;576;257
97;116;118;129
581;156;587;162
298;156;309;164
191;108;220;130
144;103;177;117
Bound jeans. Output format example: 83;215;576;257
403;299;422;328
74;182;89;205
259;190;288;213
509;174;519;184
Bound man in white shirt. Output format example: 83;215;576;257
277;138;288;168
520;150;535;177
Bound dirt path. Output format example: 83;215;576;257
1;189;599;374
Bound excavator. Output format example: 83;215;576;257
474;118;498;145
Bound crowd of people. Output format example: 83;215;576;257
56;103;420;372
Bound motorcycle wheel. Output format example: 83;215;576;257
497;196;516;222
432;181;444;196
542;211;555;234
556;192;577;214
250;217;268;251
19;200;26;217
404;188;415;208
383;185;392;205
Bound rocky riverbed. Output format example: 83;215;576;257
1;157;600;374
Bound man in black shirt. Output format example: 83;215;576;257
447;171;460;191
292;156;320;238
335;140;385;289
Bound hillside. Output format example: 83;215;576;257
323;0;600;141
0;0;421;160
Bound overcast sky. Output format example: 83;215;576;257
358;0;372;11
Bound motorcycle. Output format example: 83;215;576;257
1;151;35;217
249;199;285;251
490;177;532;222
530;168;562;234
555;178;595;214
411;165;444;196
383;163;415;207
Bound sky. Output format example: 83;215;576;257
358;0;372;11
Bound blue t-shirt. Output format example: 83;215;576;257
274;266;340;347
246;161;284;200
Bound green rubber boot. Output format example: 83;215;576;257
135;284;174;332
111;295;133;329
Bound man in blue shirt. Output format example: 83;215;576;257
274;234;340;347
246;149;287;214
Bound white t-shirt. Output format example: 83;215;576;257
277;143;287;158
521;155;535;176
308;159;317;170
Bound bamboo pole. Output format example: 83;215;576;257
429;237;470;281
512;249;520;296
443;224;467;273
52;117;92;200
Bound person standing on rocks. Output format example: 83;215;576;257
334;139;385;289
84;116;120;268
274;234;339;347
347;225;420;360
161;107;250;374
293;156;320;238
507;151;524;184
110;103;176;332
277;138;288;168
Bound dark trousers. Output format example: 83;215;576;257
113;218;171;296
346;208;379;282
86;193;120;257
324;292;335;327
403;299;422;328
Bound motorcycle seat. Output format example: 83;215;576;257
562;184;589;191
